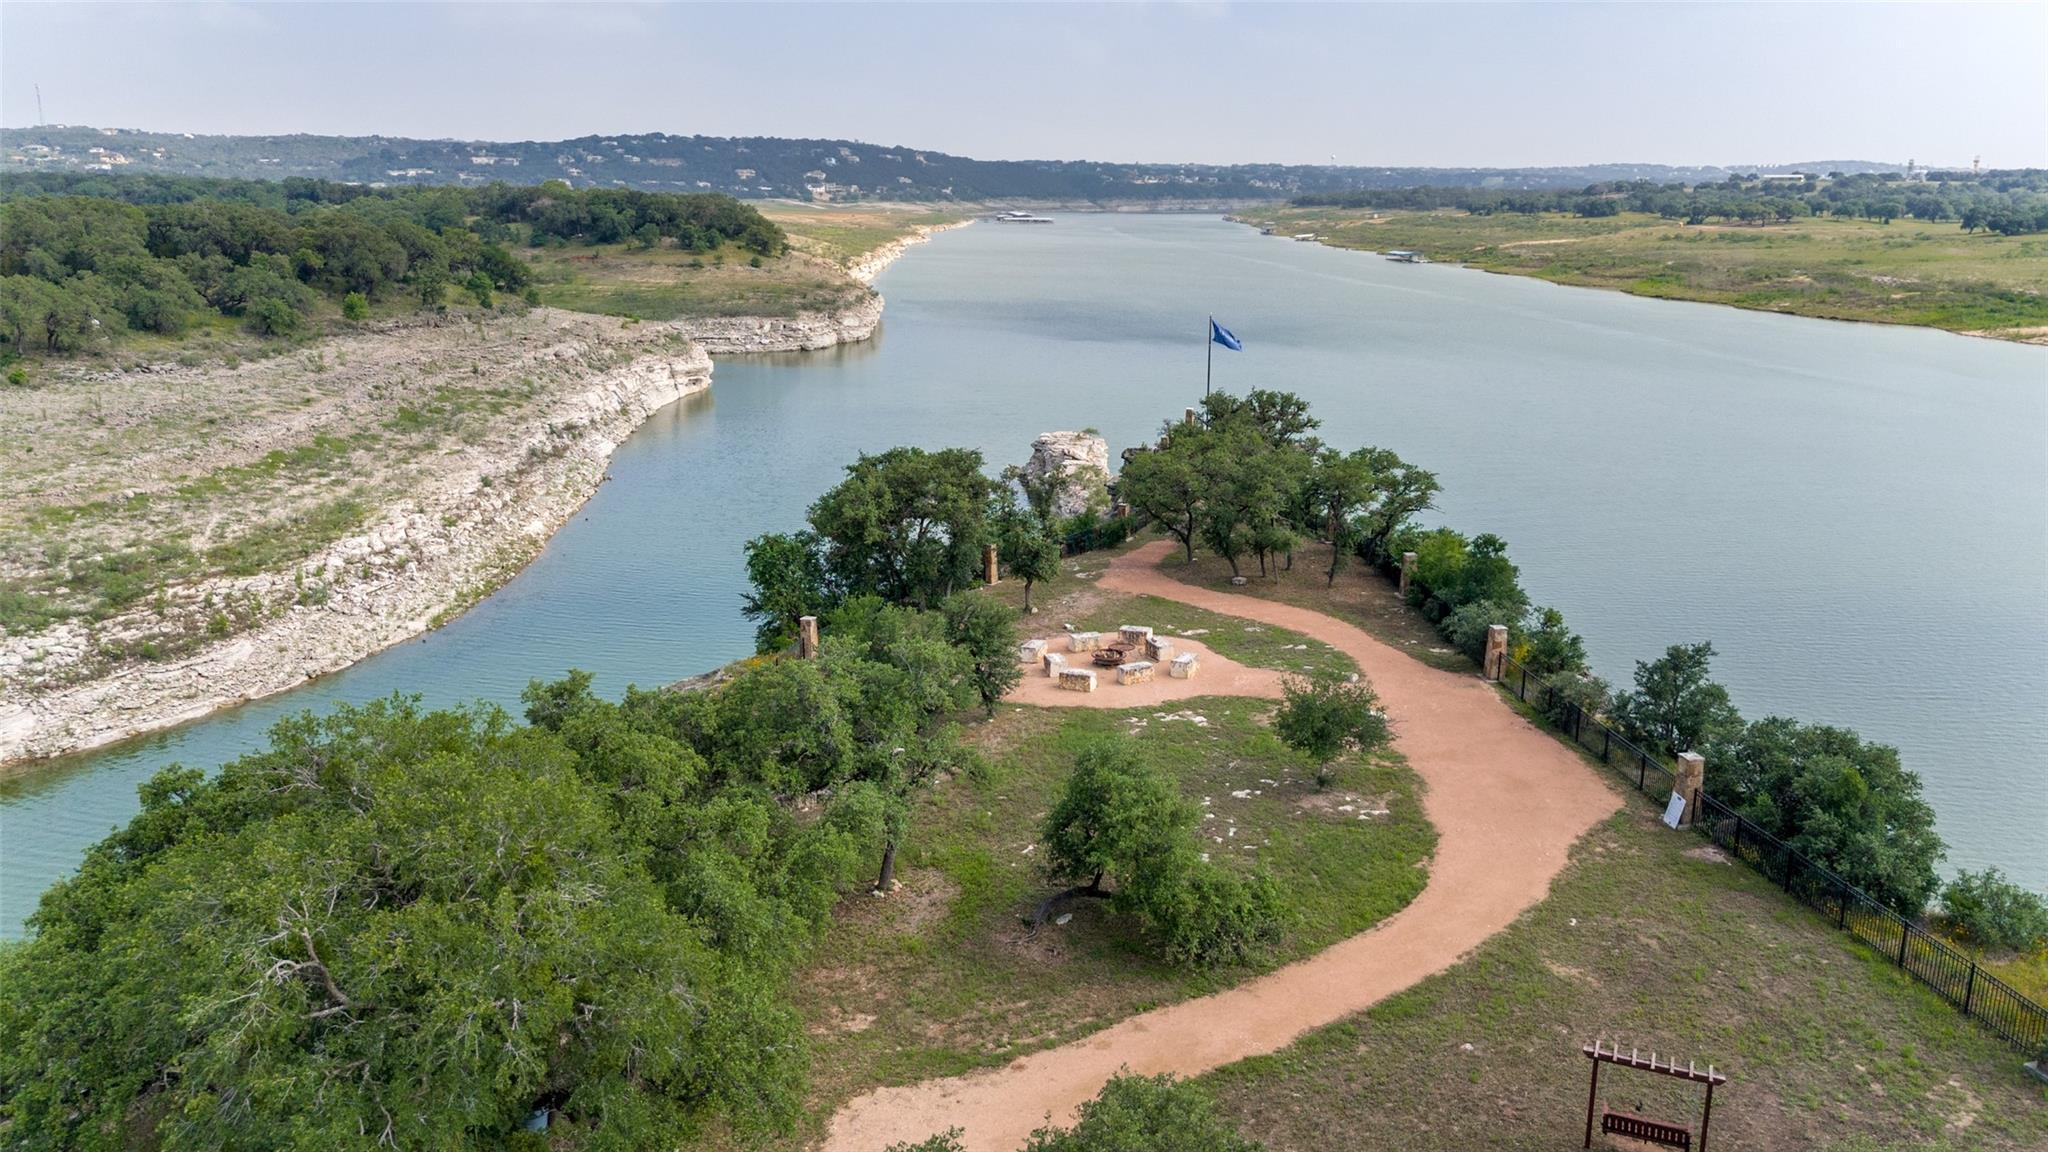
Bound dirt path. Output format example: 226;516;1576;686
824;541;1620;1151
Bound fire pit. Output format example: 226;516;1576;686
1091;644;1133;668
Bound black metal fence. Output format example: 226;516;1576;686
1494;651;2048;1060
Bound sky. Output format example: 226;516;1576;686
2;2;2043;169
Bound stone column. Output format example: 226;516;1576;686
798;615;820;660
1482;624;1508;680
1184;407;1198;426
1399;551;1417;595
983;544;1000;584
1674;752;1706;825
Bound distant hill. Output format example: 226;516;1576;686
0;125;1906;204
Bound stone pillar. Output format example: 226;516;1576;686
1184;407;1198;426
1673;751;1706;825
1112;502;1130;520
1399;551;1417;595
798;615;820;660
983;544;999;584
1482;624;1508;680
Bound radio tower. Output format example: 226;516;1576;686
1973;155;1982;177
36;84;45;126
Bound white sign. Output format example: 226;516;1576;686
1662;791;1688;829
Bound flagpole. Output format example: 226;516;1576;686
1205;314;1212;398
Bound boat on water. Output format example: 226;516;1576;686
1385;250;1426;263
991;210;1055;224
1292;232;1319;241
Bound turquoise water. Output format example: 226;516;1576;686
4;213;2044;934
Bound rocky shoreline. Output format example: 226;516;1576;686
0;230;945;771
845;220;975;285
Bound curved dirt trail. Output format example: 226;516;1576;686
824;541;1619;1151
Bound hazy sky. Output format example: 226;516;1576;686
3;2;2043;168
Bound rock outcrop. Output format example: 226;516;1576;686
1022;431;1112;519
675;294;886;353
0;342;712;767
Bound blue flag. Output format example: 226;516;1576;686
1210;318;1243;351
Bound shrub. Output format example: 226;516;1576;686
1440;599;1523;664
1273;668;1388;786
1940;868;2048;952
1123;853;1286;969
341;291;369;321
1023;1072;1264;1151
1537;669;1610;730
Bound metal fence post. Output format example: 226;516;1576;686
1964;961;1977;1017
1898;921;1912;967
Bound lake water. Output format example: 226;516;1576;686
4;213;2043;935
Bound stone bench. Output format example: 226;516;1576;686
1068;631;1102;652
1145;636;1175;663
1118;625;1154;647
1042;652;1067;677
1170;652;1200;679
1057;668;1097;693
1018;638;1047;664
1116;660;1155;685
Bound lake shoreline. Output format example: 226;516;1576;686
0;231;947;775
1225;215;2048;345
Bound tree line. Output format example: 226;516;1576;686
0;174;788;356
1295;170;2048;234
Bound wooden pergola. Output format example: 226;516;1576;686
1582;1040;1728;1152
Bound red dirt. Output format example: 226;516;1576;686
823;541;1619;1151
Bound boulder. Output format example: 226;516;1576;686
1022;431;1111;520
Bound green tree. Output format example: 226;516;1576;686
942;593;1021;717
995;500;1061;613
1117;428;1210;562
340;290;369;321
1039;740;1283;967
1041;739;1195;896
1353;447;1439;560
1519;606;1586;676
741;530;835;652
1610;641;1744;756
806;446;1000;609
1715;715;1942;914
0;695;852;1149
1273;669;1389;787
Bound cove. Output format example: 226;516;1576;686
3;213;2043;936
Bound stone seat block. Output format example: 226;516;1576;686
1118;625;1154;646
1068;631;1102;652
1116;660;1156;685
1057;668;1097;692
1169;652;1200;679
1042;652;1067;677
1018;638;1048;664
1145;637;1175;662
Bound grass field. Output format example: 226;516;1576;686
522;204;970;321
759;203;973;267
1204;793;2048;1151
1232;206;2048;339
521;241;869;320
